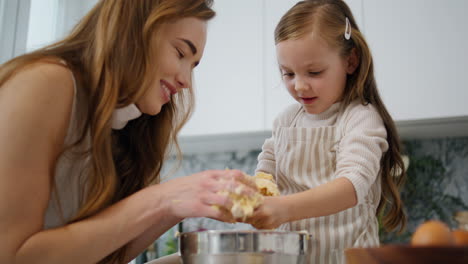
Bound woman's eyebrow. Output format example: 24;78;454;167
177;38;197;55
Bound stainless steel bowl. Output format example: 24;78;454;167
178;230;311;264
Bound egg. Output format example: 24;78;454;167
411;220;455;246
452;229;468;246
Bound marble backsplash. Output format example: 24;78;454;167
137;136;468;261
382;137;468;243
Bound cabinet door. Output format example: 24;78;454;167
263;0;301;131
264;0;364;129
363;0;468;121
180;0;264;136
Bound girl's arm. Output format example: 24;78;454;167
256;136;276;176
284;177;357;220
0;63;250;264
256;112;285;177
248;104;387;229
247;177;356;229
256;104;301;177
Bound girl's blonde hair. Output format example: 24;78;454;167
275;0;406;233
0;0;215;262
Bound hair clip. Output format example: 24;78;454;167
344;17;352;40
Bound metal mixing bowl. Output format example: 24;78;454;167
178;230;311;264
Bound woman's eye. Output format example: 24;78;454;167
282;72;294;77
176;48;185;59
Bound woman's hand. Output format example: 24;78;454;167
243;196;289;230
161;169;257;223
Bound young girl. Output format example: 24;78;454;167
246;0;406;263
0;1;256;263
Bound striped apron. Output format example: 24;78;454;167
274;110;380;264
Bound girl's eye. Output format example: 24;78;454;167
176;48;185;59
308;71;322;76
282;72;295;78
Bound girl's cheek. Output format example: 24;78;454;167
283;79;292;87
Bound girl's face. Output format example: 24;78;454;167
136;17;207;115
276;33;355;114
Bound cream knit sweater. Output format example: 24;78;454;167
256;100;389;204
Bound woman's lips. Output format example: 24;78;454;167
160;81;177;103
161;82;171;103
300;97;317;104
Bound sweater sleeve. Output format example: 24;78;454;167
335;103;389;205
255;135;276;176
255;104;301;177
255;114;280;176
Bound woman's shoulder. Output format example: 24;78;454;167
1;59;75;109
5;60;74;92
0;59;76;144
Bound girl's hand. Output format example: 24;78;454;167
243;196;288;230
161;169;257;223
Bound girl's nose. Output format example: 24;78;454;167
294;77;309;92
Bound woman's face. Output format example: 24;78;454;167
136;17;207;115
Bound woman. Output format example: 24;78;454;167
0;0;256;263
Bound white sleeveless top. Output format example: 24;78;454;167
43;66;91;229
42;64;142;229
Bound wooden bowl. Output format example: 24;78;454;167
345;245;468;264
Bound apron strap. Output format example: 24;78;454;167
289;105;303;127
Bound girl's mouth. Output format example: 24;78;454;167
300;97;317;104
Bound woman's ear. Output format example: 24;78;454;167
346;48;359;74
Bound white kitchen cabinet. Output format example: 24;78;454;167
363;0;468;121
263;0;302;131
177;0;468;152
263;0;364;129
180;0;264;136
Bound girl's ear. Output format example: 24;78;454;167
346;48;359;74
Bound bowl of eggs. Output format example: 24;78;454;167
345;220;468;264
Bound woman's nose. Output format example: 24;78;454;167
176;68;191;90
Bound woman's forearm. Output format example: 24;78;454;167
5;169;246;264
13;184;174;264
282;177;357;222
124;214;182;263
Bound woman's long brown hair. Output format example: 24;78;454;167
0;0;215;263
275;0;406;233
